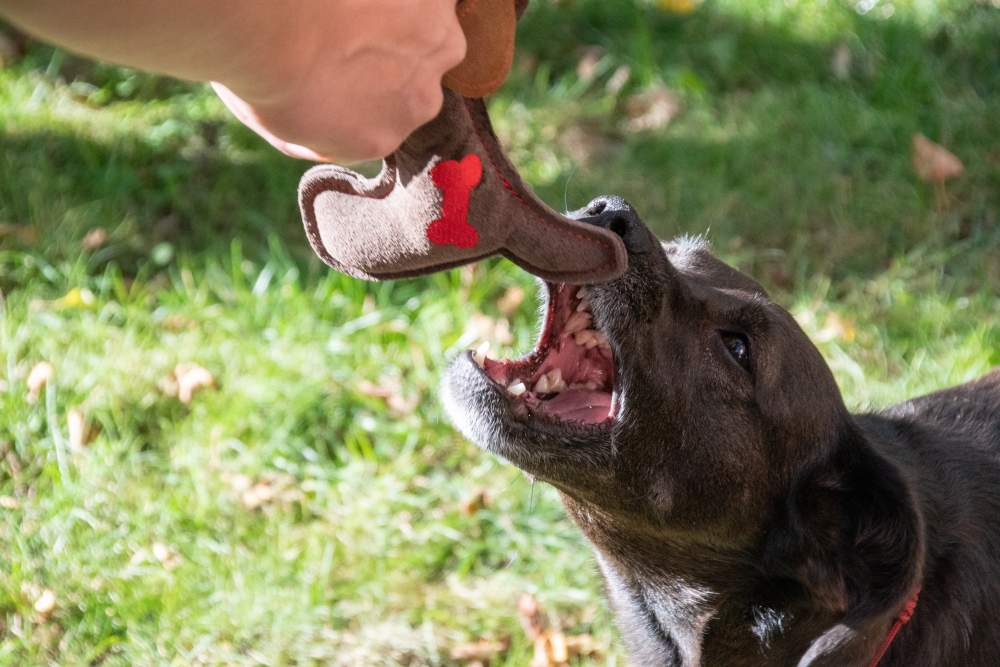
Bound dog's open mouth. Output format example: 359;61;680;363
470;283;616;425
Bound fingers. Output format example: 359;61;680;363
213;0;470;165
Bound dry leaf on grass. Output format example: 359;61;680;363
81;228;107;249
912;134;964;182
26;361;53;404
467;313;513;345
164;363;215;404
576;46;604;81
152;542;182;569
242;481;274;510
67;408;96;449
625;84;680;133
461;488;491;516
519;593;545;640
449;636;510;663
518;593;603;666
497;286;525;318
0;495;18;509
912;134;964;212
33;589;56;616
358;379;418;416
657;0;699;14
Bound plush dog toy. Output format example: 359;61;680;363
298;0;628;285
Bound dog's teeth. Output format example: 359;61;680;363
573;329;595;347
585;381;598;390
564;311;592;334
584;337;599;349
473;341;490;367
569;383;586;390
534;374;551;393
576;287;588;300
576;297;592;312
508;380;526;396
545;369;566;392
594;331;610;348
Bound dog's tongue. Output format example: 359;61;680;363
544;390;612;424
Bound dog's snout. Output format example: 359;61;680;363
575;195;651;254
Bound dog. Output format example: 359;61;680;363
442;196;1000;666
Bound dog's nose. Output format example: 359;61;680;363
573;195;651;254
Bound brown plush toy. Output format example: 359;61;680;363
297;0;627;285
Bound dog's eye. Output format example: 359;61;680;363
721;333;750;370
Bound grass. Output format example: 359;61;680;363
1;0;999;664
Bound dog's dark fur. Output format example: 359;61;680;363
443;198;1000;666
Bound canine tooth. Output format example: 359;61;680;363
576;297;592;312
545;369;566;392
576;287;588;299
473;341;490;367
573;330;594;346
534;374;551;393
508;380;526;396
585;381;598;390
565;311;592;334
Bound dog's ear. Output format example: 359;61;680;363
764;426;922;622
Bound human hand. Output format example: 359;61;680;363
213;0;467;164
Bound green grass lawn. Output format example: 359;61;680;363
1;0;999;664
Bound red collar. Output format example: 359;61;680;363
866;588;920;667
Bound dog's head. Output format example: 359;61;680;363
443;197;922;661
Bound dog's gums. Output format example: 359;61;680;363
471;283;616;425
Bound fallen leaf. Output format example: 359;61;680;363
358;379;400;399
33;589;56;615
81;228;107;249
167;363;215;404
467;313;512;345
565;634;603;659
461;488;491;516
576;46;604;81
26;361;53;404
519;592;544;641
358;378;417;416
531;634;551;667
0;495;18;509
152;542;182;569
162;315;197;331
625;84;680;133
242;481;273;509
497;286;525;317
912;134;963;182
657;0;699;15
549;632;568;663
449;636;510;662
67;409;86;449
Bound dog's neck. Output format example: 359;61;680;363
558;421;927;667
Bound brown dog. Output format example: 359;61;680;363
443;196;1000;666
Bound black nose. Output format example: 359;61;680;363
571;195;651;254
